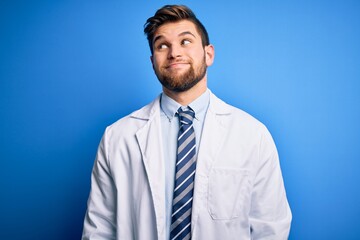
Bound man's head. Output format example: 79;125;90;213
144;5;214;94
144;5;210;54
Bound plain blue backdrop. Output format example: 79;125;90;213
1;0;359;239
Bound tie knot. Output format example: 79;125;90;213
178;107;195;125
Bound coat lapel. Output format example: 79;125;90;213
191;92;232;237
134;97;166;240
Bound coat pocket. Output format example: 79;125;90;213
208;168;250;220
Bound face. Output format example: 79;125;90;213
151;20;214;92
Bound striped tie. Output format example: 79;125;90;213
170;107;196;240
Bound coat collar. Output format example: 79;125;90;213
130;94;161;120
130;90;232;120
208;90;233;116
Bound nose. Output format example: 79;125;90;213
168;44;182;59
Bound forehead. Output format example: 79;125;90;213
153;20;199;40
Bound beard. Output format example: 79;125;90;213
154;56;207;92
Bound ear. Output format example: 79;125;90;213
204;44;215;67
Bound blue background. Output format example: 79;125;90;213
1;0;359;239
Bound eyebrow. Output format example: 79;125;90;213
153;31;197;45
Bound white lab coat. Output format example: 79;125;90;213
82;92;292;240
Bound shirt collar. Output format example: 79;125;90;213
160;92;181;121
160;89;210;122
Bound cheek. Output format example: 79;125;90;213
152;54;165;67
193;50;206;64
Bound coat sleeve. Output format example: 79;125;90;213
249;127;292;239
82;130;117;240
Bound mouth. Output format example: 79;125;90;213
166;62;190;69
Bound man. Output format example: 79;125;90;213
82;5;292;240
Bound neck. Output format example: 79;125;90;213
163;79;207;106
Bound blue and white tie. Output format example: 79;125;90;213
170;107;196;240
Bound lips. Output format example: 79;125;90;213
166;62;190;69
